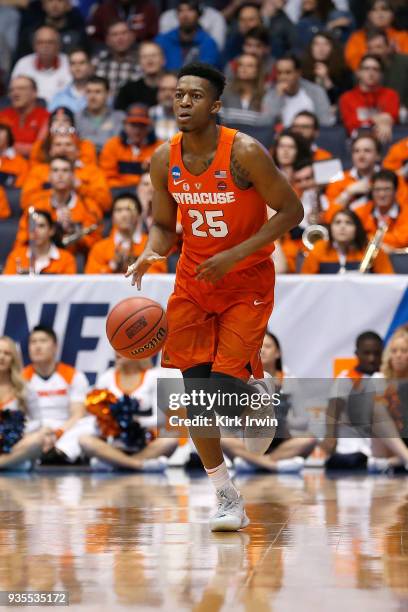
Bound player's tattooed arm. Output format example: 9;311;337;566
230;149;252;190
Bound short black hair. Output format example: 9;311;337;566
177;62;226;99
360;53;384;72
113;192;142;215
351;133;381;154
68;47;91;61
244;25;270;46
277;53;302;71
50;106;75;126
293;157;314;173
372;168;398;190
50;155;75;170
177;0;202;15
86;75;110;91
293;110;320;130
366;27;389;43
356;331;383;350
238;2;261;14
30;325;58;344
34;209;54;228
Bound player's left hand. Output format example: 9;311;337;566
195;251;238;283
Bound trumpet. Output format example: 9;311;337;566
62;223;100;246
301;188;329;250
359;224;388;273
302;224;329;250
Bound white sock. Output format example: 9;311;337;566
205;461;239;498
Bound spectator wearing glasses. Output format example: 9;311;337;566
290;111;332;161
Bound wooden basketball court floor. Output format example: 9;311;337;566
0;470;407;612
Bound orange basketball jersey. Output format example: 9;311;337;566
168;126;274;274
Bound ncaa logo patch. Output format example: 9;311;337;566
217;181;227;191
171;166;181;180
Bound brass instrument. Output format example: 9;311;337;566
301;189;329;250
359;224;388;273
62;223;99;246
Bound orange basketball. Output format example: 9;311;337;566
106;297;167;359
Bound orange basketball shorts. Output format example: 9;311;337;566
161;258;275;380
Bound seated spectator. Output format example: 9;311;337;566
99;105;162;189
75;77;125;153
0;336;49;471
85;192;166;274
0;76;49;158
222;330;315;473
11;26;71;105
271;128;312;183
325;134;381;210
262;53;335;127
49;48;93;113
222;2;263;65
22;132;111;213
16;156;102;255
301;208;393;273
339;54;400;142
159;4;227;52
115;41;165;111
79;354;178;472
24;325;90;465
16;0;88;59
383;135;408;178
354;169;408;249
92;20;140;99
301;32;354;106
297;0;355;50
225;26;275;84
30;106;97;166
155;0;220;70
321;331;383;468
0;3;24;68
221;53;269;126
136;171;153;228
290;111;332;160
370;327;408;470
0;186;11;219
345;0;408;72
88;0;158;44
366;29;408;114
149;73;178;141
261;0;297;59
3;209;76;274
0;123;29;188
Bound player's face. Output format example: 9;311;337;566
0;339;13;374
331;213;356;243
28;332;57;365
356;340;382;375
352;139;378;171
260;335;280;369
372;180;395;210
174;76;220;132
389;337;408;376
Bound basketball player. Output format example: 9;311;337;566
126;63;303;531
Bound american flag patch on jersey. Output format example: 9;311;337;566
214;170;227;178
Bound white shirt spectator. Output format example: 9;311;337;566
11;53;71;104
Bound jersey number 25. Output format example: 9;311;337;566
188;209;228;238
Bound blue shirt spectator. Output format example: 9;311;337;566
49;50;93;114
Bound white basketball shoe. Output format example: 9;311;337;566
210;488;250;532
243;376;277;455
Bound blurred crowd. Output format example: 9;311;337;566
0;0;407;275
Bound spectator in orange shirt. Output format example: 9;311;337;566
301;209;393;274
0;123;29;189
383;136;408;177
4;209;76;275
85;192;166;274
345;0;408;72
22;132;111;213
16;156;102;254
0;76;49;158
354;169;408;249
30;106;97;166
0;185;11;219
325;134;381;213
339;54;400;142
99;105;162;189
290;111;332;161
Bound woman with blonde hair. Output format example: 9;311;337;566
369;327;408;472
0;336;48;470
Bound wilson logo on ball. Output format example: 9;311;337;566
130;327;167;356
125;316;148;339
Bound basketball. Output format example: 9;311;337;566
106;297;167;359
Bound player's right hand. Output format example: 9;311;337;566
125;250;166;290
